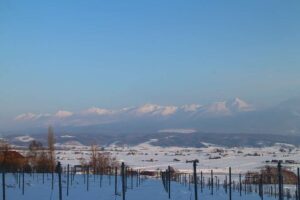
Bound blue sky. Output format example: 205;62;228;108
1;0;300;126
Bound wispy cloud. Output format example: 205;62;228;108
15;113;51;121
83;107;113;115
55;110;73;118
15;113;37;121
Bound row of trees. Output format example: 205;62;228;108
27;126;55;172
1;126;118;173
0;126;56;172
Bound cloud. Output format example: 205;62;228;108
137;104;160;114
15;113;51;121
158;129;197;134
83;107;113;115
181;104;202;112
136;104;177;116
161;106;177;116
15;113;37;121
55;110;73;118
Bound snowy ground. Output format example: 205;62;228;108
2;173;281;200
17;140;298;174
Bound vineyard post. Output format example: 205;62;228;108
2;171;5;200
211;170;213;195
193;160;198;200
121;162;126;200
67;164;69;196
297;167;300;200
239;173;242;196
115;167;118;196
57;162;62;200
22;169;25;195
229;167;232;200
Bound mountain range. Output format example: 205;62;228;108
4;97;300;137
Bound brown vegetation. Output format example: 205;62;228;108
0;140;27;171
89;145;119;174
245;165;297;184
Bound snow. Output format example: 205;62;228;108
13;140;297;176
14;136;35;143
2;173;281;200
61;135;75;138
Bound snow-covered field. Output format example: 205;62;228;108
17;140;300;174
7;139;299;199
2;173;280;200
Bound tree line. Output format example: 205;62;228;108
0;126;118;173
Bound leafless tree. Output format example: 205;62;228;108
48;126;56;171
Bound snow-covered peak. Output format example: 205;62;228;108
227;97;254;112
135;104;178;116
203;101;231;116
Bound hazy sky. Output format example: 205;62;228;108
1;0;300;122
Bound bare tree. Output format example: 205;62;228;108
27;140;43;170
89;144;118;174
48;126;56;172
0;139;10;171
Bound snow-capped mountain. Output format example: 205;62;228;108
7;97;300;135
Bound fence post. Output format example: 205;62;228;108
121;162;126;200
87;166;89;191
115;167;118;196
200;171;203;193
297;167;300;200
22;169;25;195
239;173;242;196
168;166;171;199
278;162;283;200
193;160;198;200
67;164;69;196
51;170;54;190
211;169;213;195
229;167;232;200
259;173;264;200
57;162;62;200
2;171;5;200
19;170;21;189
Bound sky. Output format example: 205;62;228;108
1;0;300;129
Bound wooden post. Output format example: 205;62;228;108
297;168;300;200
109;167;111;186
51;170;54;190
200;171;203;193
87;166;89;191
278;162;283;200
19;170;21;189
115;167;118;196
121;162;126;200
239;173;242;196
193;160;198;200
136;169;139;187
229;167;232;200
67;164;69;196
211;169;213;195
57;162;62;200
168;166;171;199
2;171;5;200
260;173;263;200
22;169;25;195
131;168;133;189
